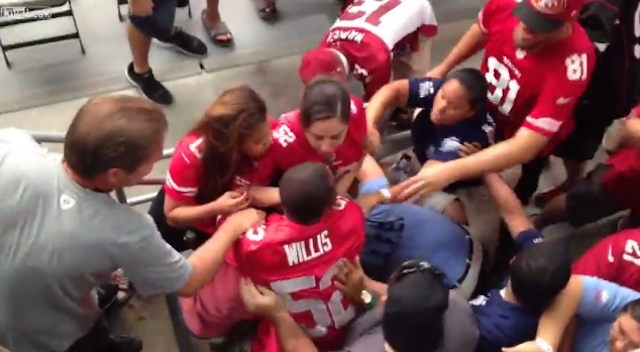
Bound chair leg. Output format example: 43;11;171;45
187;1;192;18
68;2;86;54
0;37;10;69
117;1;124;22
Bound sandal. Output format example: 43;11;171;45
201;9;234;47
256;1;279;23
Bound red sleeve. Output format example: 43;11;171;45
163;135;203;203
477;0;499;34
419;0;438;37
524;48;596;137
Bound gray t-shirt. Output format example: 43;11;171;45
341;290;479;352
0;129;193;352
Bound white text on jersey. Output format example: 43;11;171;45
284;230;333;266
327;29;364;45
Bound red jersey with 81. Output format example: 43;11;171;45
232;197;366;352
164;133;275;234
321;0;437;99
271;96;367;179
478;0;595;154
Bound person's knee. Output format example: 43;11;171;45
129;0;177;40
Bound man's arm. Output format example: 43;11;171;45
118;209;261;297
437;129;549;184
428;0;492;77
434;23;487;75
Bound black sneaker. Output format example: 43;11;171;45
105;335;143;352
125;62;174;106
155;27;208;58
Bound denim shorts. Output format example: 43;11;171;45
129;0;177;40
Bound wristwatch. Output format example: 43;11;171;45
361;290;377;310
378;188;392;202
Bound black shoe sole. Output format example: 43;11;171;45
124;67;173;106
153;39;208;59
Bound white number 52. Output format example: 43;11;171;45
270;265;355;337
565;53;588;81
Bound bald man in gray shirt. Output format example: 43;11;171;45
0;96;263;352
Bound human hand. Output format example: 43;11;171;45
502;341;546;352
366;126;382;154
396;165;455;202
425;64;449;79
239;278;288;319
223;208;266;236
128;0;154;16
335;257;366;304
458;142;483;158
213;190;250;214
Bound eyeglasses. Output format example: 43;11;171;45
388;260;445;285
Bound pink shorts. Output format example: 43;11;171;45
180;262;254;338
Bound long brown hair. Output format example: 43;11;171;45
191;85;267;204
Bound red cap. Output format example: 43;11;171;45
514;0;582;33
299;48;344;84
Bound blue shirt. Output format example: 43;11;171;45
573;276;640;352
358;177;470;285
470;229;545;352
406;78;495;165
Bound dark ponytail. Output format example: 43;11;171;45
445;68;488;111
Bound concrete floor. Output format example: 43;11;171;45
0;4;602;352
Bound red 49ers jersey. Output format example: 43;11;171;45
232;197;366;352
573;229;640;293
478;0;595;154
321;0;438;100
163;133;276;234
270;96;367;180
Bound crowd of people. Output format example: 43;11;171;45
2;0;640;351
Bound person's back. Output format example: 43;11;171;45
0;130;182;352
364;203;475;288
234;162;366;352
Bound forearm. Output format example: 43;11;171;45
437;24;486;73
272;313;319;352
439;132;542;183
622;117;640;149
536;276;584;350
483;173;530;235
250;186;281;207
364;277;388;299
366;81;409;128
178;224;239;296
166;201;222;228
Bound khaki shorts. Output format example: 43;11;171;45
422;190;459;213
392;36;432;79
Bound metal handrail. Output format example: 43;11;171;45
28;130;175;207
